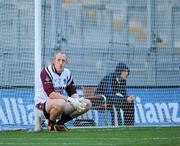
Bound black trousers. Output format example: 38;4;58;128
108;100;134;126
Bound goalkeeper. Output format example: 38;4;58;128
34;51;92;132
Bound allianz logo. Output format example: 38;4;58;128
135;96;180;124
0;98;34;125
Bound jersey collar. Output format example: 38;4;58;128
52;64;62;76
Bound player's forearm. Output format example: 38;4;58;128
48;91;68;100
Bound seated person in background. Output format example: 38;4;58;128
95;63;134;126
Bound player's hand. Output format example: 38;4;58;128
67;97;85;112
127;95;135;103
78;97;87;108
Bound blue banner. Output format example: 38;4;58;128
129;88;180;126
0;87;180;130
0;88;34;130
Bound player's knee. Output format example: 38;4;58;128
54;104;64;112
52;100;66;112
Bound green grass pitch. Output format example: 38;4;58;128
0;126;180;146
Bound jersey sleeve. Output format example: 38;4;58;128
40;68;54;96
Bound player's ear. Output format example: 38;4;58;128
66;58;68;64
52;58;55;64
65;55;68;64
